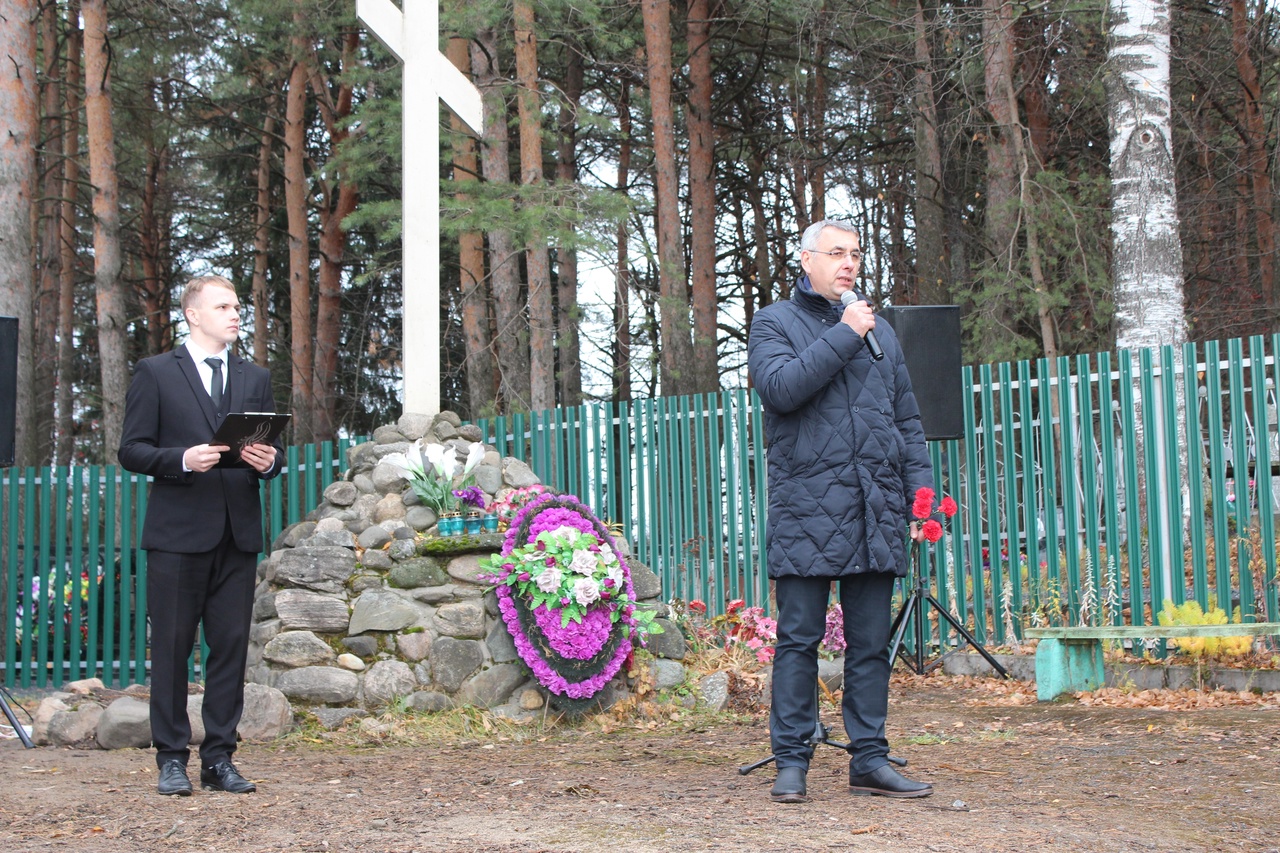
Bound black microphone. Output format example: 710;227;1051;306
840;291;884;361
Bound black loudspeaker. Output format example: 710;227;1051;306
0;316;15;467
880;305;963;441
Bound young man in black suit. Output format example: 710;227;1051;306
119;275;283;796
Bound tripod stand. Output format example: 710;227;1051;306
0;687;35;748
887;550;1009;678
737;688;907;776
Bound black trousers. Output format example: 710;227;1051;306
146;519;256;769
769;572;895;775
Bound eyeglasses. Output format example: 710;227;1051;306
808;249;863;263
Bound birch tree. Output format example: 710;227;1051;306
1108;0;1185;348
1107;0;1186;598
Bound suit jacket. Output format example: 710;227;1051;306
118;345;283;554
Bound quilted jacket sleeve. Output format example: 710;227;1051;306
748;305;868;413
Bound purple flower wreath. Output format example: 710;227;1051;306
481;493;642;707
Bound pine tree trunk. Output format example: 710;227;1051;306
138;81;171;357
514;0;554;412
56;0;81;465
0;0;37;466
912;0;948;305
83;0;128;463
641;0;694;398
447;37;495;417
687;0;717;394
252;102;275;369
284;41;313;441
982;0;1019;276
613;78;633;404
34;0;61;463
472;29;530;413
555;44;583;408
311;30;359;442
1230;0;1276;324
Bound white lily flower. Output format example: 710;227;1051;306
461;442;485;477
382;439;425;480
424;443;457;480
381;452;414;479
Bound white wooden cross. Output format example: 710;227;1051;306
357;0;482;416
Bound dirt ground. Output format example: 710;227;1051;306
2;675;1278;853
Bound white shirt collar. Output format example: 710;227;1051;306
185;340;228;364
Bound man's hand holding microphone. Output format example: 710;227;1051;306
839;291;884;361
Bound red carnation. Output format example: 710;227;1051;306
922;519;944;542
939;495;958;518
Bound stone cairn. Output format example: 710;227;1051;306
30;411;699;750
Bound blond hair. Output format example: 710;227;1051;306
180;275;236;313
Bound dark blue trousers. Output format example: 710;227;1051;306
770;572;895;774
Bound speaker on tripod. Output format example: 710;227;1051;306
878;306;1008;678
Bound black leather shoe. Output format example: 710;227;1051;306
770;766;808;803
157;760;192;796
200;761;257;793
848;763;933;798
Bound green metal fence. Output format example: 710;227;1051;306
9;335;1280;690
478;337;1280;645
0;437;363;689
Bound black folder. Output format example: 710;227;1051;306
212;412;291;467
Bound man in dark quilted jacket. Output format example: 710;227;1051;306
747;219;934;803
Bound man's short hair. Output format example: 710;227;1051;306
180;275;236;313
800;219;859;252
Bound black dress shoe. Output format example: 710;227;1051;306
770;766;808;803
157;760;192;797
848;763;933;798
200;761;257;793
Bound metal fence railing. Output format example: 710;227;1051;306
478;336;1280;648
0;437;364;689
9;334;1280;689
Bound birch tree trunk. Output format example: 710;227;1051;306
83;0;129;463
1108;0;1187;602
0;0;37;466
514;0;554;413
1109;0;1186;348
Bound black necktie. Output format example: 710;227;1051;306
205;357;224;408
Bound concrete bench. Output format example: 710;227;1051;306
1024;623;1280;701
